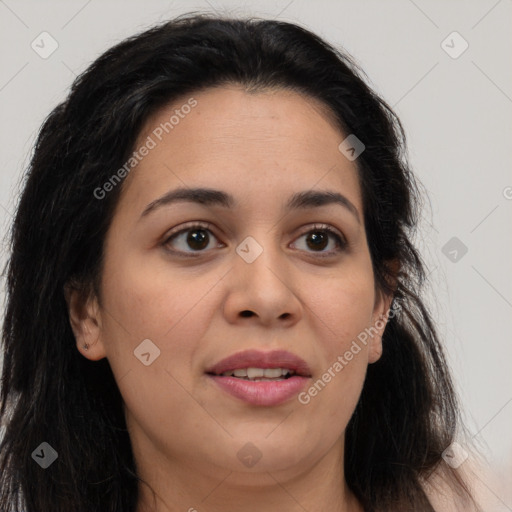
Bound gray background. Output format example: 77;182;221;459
1;0;511;508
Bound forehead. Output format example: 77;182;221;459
118;86;363;218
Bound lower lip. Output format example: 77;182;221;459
207;375;310;406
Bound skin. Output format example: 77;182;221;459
67;86;393;512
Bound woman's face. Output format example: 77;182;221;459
71;86;391;494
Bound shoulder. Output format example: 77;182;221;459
422;461;481;512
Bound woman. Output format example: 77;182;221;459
0;13;478;512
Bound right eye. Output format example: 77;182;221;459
162;222;224;256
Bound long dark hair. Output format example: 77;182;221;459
1;13;476;512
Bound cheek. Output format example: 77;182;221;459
298;261;375;417
306;263;376;354
98;257;222;451
101;248;223;341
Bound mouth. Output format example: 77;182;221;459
205;349;312;406
212;367;298;381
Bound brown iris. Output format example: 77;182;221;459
306;231;329;251
186;229;209;250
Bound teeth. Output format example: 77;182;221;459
262;368;285;378
247;367;264;379
220;367;293;378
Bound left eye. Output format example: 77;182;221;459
163;223;346;256
291;224;347;255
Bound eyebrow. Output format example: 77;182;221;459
140;186;360;223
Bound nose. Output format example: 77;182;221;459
222;237;302;328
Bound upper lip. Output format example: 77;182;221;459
206;349;312;377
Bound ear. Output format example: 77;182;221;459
368;291;394;363
368;259;400;364
64;281;107;361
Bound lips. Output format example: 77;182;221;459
205;349;312;407
205;349;312;377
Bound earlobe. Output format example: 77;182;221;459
368;339;383;364
64;282;107;361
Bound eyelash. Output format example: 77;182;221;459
162;221;348;258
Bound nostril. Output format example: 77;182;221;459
240;310;254;318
